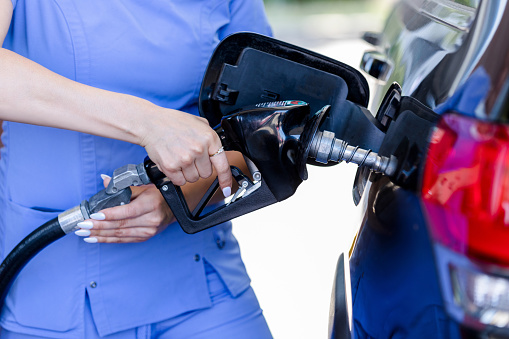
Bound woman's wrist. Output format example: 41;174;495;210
116;94;162;147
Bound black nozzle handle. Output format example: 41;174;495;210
143;157;278;233
159;178;277;233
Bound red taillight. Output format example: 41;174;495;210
422;113;509;266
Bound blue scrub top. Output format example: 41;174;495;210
0;0;271;337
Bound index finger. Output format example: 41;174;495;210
209;151;232;197
94;198;149;222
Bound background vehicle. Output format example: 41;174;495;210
328;0;509;338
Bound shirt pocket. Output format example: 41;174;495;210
1;199;81;333
1;198;62;256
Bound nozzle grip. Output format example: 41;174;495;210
156;179;277;234
143;156;278;234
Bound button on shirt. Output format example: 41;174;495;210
0;0;271;337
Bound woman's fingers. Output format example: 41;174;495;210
77;225;161;243
75;182;174;243
76;212;168;243
181;161;201;183
94;198;147;222
209;150;232;197
141;110;231;191
83;235;150;244
194;152;213;180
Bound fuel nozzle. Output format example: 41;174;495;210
308;130;397;177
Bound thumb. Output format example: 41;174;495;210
100;174;111;188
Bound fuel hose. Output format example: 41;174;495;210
0;217;65;309
0;186;132;311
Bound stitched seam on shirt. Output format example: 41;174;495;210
193;3;207;108
52;1;96;201
2;121;11;207
50;0;77;82
0;122;7;260
193;0;231;108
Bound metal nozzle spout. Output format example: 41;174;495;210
308;130;397;177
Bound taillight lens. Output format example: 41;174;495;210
423;113;509;332
422;113;509;266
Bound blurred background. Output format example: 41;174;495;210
233;0;396;338
261;0;394;48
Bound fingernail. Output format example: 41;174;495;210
75;229;91;237
100;174;111;180
222;186;231;198
91;212;106;220
77;221;94;229
84;237;98;244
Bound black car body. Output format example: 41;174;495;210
329;0;509;338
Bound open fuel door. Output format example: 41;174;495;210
199;33;388;169
199;33;370;127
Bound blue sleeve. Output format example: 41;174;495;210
10;0;16;8
218;0;272;40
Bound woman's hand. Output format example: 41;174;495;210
141;109;232;198
74;150;246;244
74;176;175;243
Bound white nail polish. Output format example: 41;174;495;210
222;186;232;198
100;174;111;180
75;229;91;237
91;212;106;220
84;237;98;244
77;221;94;229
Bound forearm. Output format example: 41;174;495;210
0;47;233;189
0;48;156;145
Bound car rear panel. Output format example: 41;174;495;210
350;0;509;338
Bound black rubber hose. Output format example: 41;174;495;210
0;217;65;309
